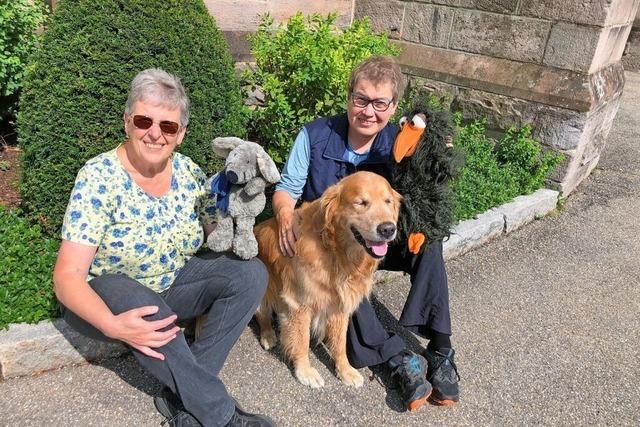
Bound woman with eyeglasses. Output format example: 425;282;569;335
273;56;460;412
53;68;275;427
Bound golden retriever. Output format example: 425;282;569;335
254;171;402;388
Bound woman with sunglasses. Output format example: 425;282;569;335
53;68;275;427
273;56;460;412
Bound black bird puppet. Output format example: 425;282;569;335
390;95;464;255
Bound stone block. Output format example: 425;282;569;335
604;0;640;26
590;24;633;73
204;0;267;31
450;9;551;63
402;4;454;47
543;23;602;72
521;0;611;26
447;86;586;150
396;41;596;111
443;210;504;260
222;31;253;63
428;0;518;14
270;0;352;28
354;0;405;38
0;320;126;380
495;189;559;234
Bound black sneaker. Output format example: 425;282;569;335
388;350;432;411
424;347;460;405
225;404;277;427
154;389;202;427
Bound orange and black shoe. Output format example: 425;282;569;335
424;347;460;406
389;350;432;412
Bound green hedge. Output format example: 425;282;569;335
0;206;59;329
18;0;248;235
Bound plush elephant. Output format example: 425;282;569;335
206;137;280;259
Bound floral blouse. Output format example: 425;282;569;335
61;148;216;292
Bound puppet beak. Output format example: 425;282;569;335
393;114;427;163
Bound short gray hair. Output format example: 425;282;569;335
125;68;190;127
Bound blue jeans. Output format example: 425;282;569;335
61;252;268;427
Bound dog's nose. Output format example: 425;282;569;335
377;222;396;239
226;170;239;184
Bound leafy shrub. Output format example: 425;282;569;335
18;0;248;234
0;206;59;329
245;13;400;164
451;115;563;221
0;0;47;124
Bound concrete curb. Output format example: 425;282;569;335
0;188;559;381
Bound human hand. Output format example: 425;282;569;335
105;306;180;360
276;207;298;257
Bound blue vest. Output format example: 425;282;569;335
301;113;398;202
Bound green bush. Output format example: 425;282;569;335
18;0;248;234
245;13;400;164
0;206;59;329
451;115;563;221
0;0;47;124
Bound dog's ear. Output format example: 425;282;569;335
256;150;281;184
212;137;245;158
319;182;341;246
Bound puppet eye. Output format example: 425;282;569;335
411;114;426;129
399;116;408;127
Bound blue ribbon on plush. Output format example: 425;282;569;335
211;172;231;214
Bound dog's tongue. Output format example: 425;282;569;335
366;240;388;256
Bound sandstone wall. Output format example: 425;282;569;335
354;0;639;194
622;7;640;70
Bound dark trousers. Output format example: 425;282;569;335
346;240;451;368
61;252;268;427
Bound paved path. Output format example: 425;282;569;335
1;72;639;426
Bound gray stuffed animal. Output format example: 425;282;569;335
206;137;280;259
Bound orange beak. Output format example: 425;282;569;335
393;117;426;163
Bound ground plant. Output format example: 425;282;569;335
18;0;248;235
451;115;563;221
0;206;59;329
245;13;400;164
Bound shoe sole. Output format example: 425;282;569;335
407;389;432;412
429;395;458;406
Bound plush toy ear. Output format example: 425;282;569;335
256;150;281;184
212;137;245;158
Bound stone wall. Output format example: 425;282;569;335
354;0;639;194
204;0;354;62
622;7;640;70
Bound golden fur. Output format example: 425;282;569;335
254;171;402;388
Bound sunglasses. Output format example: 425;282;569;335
131;114;181;135
350;93;394;112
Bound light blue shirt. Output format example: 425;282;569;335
275;128;370;200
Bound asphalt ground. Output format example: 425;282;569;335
1;72;639;426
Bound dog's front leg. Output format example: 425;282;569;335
326;313;364;387
281;307;325;388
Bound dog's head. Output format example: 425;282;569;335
317;171;402;259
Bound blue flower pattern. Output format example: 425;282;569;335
61;148;217;292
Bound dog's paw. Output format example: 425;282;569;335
337;366;364;388
295;366;325;388
259;330;278;350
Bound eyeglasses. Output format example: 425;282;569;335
350;93;394;112
131;115;181;135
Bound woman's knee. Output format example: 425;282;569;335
233;257;268;299
89;274;174;319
